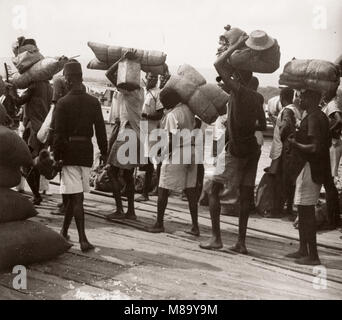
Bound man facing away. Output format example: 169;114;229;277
53;62;107;252
147;87;200;236
200;33;265;254
286;89;331;265
136;72;164;202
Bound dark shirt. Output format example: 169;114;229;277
227;84;264;157
295;109;331;184
53;89;107;167
16;80;52;132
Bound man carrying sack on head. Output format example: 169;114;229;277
52;61;107;252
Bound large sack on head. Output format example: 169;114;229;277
0;188;38;223
188;90;219;124
279;59;340;93
177;64;206;86
0;125;32;167
0;220;72;271
0;165;21;188
88;42;167;66
141;64;167;75
163;75;198;102
230;39;280;73
12;44;44;74
10;56;69;89
87;58;110;70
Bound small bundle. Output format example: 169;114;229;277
163;64;229;124
87;42;168;75
10;56;69;89
279;59;340;93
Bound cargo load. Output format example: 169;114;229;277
0;165;21;188
162;65;229;124
10;56;69;89
12;44;44;74
219;27;280;74
0;188;38;223
279;59;340;93
87;58;168;76
0;220;72;271
0;125;32;167
88;41;167;66
116;59;141;91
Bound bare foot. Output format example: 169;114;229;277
106;211;125;220
185;227;200;237
80;241;95;253
230;242;248;255
60;231;70;241
146;224;165;233
199;238;223;250
125;213;137;221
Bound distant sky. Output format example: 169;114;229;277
0;0;341;86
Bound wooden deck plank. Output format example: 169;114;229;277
2;187;341;299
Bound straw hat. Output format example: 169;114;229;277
246;30;275;51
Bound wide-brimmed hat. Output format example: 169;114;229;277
64;62;82;76
246;30;275;51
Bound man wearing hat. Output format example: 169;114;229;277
14;38;52;205
53;61;107;252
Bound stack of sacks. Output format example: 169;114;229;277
279;59;340;93
87;41;168;75
219;27;281;74
163;64;229;124
0;125;71;271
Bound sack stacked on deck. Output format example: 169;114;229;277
87;41;168;75
162;64;229;124
0;220;72;271
10;56;69;89
279;59;340;93
218;27;281;74
0;125;32;187
0;125;71;271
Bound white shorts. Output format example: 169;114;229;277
294;162;321;206
60;166;91;194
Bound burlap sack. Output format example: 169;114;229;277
0;220;72;271
0;188;38;223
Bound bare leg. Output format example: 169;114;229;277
72;193;94;252
60;194;73;240
286;205;308;258
147;187;168;233
184;187;200;236
200;182;223;250
230;186;249;254
295;205;321;265
124;169;137;220
106;165;125;219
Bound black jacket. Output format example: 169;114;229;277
53;88;107;167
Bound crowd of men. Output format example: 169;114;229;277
1;36;341;267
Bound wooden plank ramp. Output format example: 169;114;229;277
1;185;342;300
